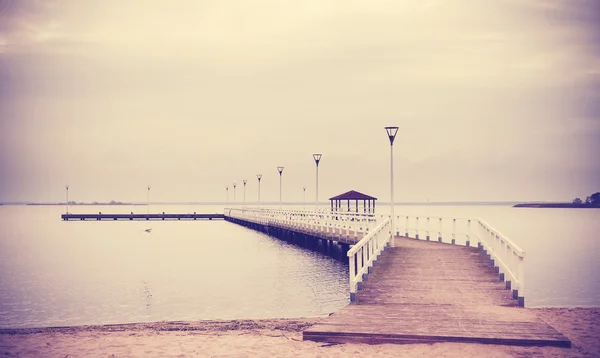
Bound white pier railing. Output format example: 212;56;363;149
390;215;474;245
347;217;392;302
477;219;526;304
225;207;377;244
224;208;525;305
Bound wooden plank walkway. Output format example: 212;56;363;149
303;237;571;347
61;213;225;221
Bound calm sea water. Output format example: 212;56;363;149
0;205;348;329
0;204;598;329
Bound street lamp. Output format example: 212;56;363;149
226;186;229;203
257;174;262;205
243;180;247;203
65;185;69;214
147;185;151;214
233;183;237;202
313;154;322;210
277;166;284;208
385;126;399;246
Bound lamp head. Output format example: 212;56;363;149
313;153;322;166
385;126;399;145
277;166;284;175
257;174;262;181
243;180;247;185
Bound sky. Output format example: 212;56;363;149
0;0;599;204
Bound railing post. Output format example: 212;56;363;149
426;217;430;241
451;218;456;244
438;218;442;242
349;252;357;302
405;216;409;237
466;219;471;247
517;255;525;307
415;217;420;240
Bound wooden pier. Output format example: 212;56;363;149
61;213;225;221
224;208;571;348
303;237;571;347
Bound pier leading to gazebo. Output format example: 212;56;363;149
329;190;377;214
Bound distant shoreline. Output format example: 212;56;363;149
514;203;600;208
3;202;598;208
2;201;523;206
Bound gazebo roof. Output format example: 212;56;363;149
329;190;377;201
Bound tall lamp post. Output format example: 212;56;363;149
257;174;262;205
147;185;151;214
233;183;237;202
243;180;247;203
385;126;399;246
277;166;284;208
65;185;69;214
226;186;229;203
313;154;322;210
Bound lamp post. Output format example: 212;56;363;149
385;126;399;246
233;183;237;202
226;186;229;203
65;185;69;214
257;174;262;205
313;154;322;210
277;166;284;208
243;180;247;203
147;185;151;214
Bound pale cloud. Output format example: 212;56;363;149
0;0;598;203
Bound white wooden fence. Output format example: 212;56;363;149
224;208;525;305
347;218;392;302
477;218;526;304
225;207;377;243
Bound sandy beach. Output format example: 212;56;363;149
0;307;598;357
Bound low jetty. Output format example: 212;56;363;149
61;213;225;221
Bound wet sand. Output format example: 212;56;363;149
1;308;598;357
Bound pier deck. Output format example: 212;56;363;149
61;213;224;221
303;237;571;347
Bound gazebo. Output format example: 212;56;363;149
329;190;377;214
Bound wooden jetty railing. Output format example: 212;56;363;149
225;207;377;244
347;217;392;302
477;218;526;306
225;208;526;306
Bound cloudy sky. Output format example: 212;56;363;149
0;0;599;203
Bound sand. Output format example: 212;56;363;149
1;308;598;358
